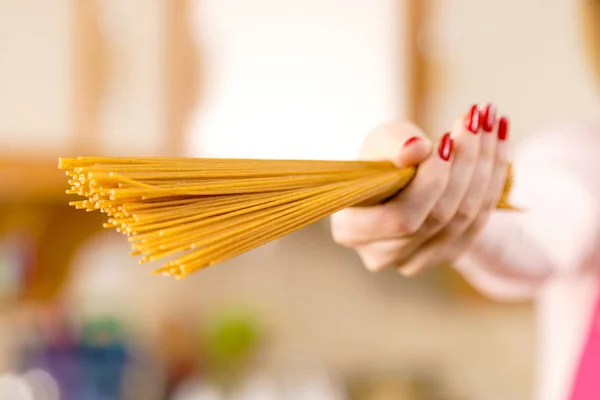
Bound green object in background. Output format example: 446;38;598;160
203;309;261;367
82;316;124;346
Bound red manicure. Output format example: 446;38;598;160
498;116;509;140
438;132;453;161
403;136;420;148
481;103;497;132
465;104;481;133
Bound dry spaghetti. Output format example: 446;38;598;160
58;157;514;279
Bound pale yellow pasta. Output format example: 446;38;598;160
58;157;514;279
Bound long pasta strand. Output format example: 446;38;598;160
58;157;515;278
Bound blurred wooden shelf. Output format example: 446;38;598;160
0;157;68;202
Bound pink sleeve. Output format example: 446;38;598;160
455;124;600;300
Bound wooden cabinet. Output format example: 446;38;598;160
0;0;199;303
0;0;198;200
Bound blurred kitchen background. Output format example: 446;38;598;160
1;0;599;399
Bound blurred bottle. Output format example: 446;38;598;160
157;317;201;400
23;303;82;399
80;317;129;399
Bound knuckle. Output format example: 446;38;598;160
331;231;360;249
331;231;360;248
394;216;421;236
330;217;359;248
455;201;479;224
471;212;490;231
479;143;495;158
380;207;421;237
428;204;454;226
444;220;467;237
471;165;491;183
359;251;393;272
358;240;408;272
460;149;478;165
450;210;489;239
496;151;510;166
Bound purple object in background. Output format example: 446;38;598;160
28;342;82;399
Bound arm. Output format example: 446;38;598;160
456;125;600;300
331;104;600;301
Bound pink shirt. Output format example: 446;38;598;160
456;123;600;400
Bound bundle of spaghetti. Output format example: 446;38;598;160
58;157;515;279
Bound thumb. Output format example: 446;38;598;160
359;121;432;167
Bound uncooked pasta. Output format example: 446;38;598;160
58;157;514;278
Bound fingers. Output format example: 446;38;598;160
331;104;513;277
354;238;407;272
357;107;486;266
449;117;511;266
331;120;435;247
484;116;511;210
397;110;511;276
420;105;482;233
332;105;482;247
395;217;483;277
331;133;453;247
443;103;498;229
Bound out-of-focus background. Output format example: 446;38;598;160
0;0;599;399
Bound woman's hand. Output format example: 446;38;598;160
331;104;511;276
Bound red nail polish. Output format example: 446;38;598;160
498;116;509;140
403;136;420;148
438;132;453;161
465;104;481;133
481;103;497;132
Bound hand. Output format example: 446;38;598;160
331;104;511;276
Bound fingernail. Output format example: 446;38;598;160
481;103;497;132
498;116;509;140
403;136;420;148
464;104;481;133
438;132;453;161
